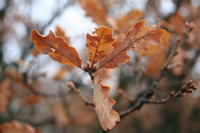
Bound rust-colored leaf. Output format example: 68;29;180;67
93;76;120;131
80;0;107;26
138;32;171;77
98;20;167;69
0;120;42;133
0;79;11;114
31;48;40;57
116;10;143;33
139;44;166;77
55;26;70;43
30;30;82;67
170;13;185;35
86;27;114;65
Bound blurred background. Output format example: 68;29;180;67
0;0;200;133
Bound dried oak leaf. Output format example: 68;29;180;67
93;76;120;131
31;48;40;57
0;120;41;133
139;45;166;77
55;25;70;43
116;10;144;33
30;30;82;67
169;12;185;35
138;32;171;77
0;79;11;114
98;20;167;69
86;27;114;65
80;0;107;26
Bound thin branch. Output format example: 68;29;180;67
67;81;95;107
120;80;198;118
119;22;195;119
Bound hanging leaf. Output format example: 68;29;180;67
93;76;120;131
98;20;168;69
86;27;114;65
0;120;42;133
30;30;82;67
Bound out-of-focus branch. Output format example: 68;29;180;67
67;81;95;107
119;80;198;118
146;80;198;104
119;22;195;119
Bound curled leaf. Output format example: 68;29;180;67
30;30;82;67
93;76;120;131
86;27;114;65
98;20;167;69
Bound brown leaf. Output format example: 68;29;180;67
55;26;70;43
30;30;82;67
98;20;167;69
0;79;11;114
93;76;120;131
138;32;171;77
31;48;40;57
116;10;144;33
86;27;114;65
80;0;107;26
170;13;185;35
0;120;42;133
139;44;166;77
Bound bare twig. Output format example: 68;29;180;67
146;80;198;104
67;81;95;107
120;80;198;118
119;22;195;118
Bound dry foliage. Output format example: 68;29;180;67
93;76;120;131
0;0;199;133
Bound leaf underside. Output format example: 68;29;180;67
93;76;120;131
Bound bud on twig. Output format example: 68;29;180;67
181;85;186;93
83;65;88;72
170;91;175;97
92;65;97;72
193;86;198;90
187;80;193;86
187;89;193;93
189;83;195;89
